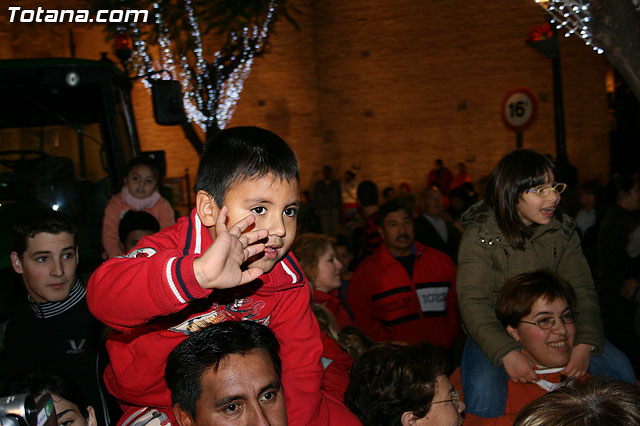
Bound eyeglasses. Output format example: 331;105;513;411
527;182;567;197
520;312;578;330
431;389;461;406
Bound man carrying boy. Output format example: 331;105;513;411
166;321;287;426
87;126;359;426
1;209;109;425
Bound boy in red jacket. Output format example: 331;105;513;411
88;126;360;426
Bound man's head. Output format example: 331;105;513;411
166;321;286;426
377;201;414;257
357;180;379;208
195;126;300;273
10;209;78;303
422;186;444;218
345;342;464;426
118;210;161;253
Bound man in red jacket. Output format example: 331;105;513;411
348;201;460;348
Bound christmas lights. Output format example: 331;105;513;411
534;0;604;54
114;0;278;132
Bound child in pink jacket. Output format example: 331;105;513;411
102;157;175;257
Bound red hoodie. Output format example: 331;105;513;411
88;209;360;426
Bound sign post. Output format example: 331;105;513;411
501;87;538;149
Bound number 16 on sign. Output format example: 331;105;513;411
501;87;538;149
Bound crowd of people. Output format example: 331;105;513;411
2;126;640;426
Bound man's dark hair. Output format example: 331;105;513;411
376;201;410;227
118;210;161;245
345;342;447;426
357;180;379;207
195;126;300;207
165;321;282;419
5;368;90;418
11;209;77;256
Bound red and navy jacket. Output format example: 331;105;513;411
88;209;361;426
347;241;460;347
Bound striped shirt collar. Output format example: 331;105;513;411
28;280;86;319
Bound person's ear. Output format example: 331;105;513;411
196;190;220;227
506;324;520;342
173;404;194;426
400;411;420;426
10;252;23;274
85;406;97;426
377;226;385;241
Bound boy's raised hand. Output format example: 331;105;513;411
193;206;269;290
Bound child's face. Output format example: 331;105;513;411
212;174;300;273
10;231;78;303
125;165;158;199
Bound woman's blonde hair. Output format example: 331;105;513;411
291;233;335;286
292;233;369;359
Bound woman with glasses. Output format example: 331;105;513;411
456;149;635;418
454;271;584;425
345;341;465;426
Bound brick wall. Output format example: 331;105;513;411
0;0;611;198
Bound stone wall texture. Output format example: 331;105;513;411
1;0;611;196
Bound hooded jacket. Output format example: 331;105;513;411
457;202;603;366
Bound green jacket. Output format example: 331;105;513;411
457;201;604;366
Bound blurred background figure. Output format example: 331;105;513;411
427;159;454;196
314;165;343;237
118;210;160;254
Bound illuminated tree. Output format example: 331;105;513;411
534;0;640;100
85;0;298;152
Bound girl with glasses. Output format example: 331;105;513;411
456;149;635;418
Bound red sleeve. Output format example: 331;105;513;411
270;279;360;425
322;361;350;403
87;232;211;331
347;261;391;341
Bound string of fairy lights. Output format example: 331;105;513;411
533;0;604;54
118;0;277;131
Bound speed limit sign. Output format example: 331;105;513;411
501;87;538;132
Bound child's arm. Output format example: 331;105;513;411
88;208;268;330
558;230;604;353
155;197;176;228
457;229;520;366
102;196;125;258
502;350;538;383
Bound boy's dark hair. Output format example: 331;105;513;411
495;270;577;328
165;321;282;420
484;149;558;250
11;209;77;256
514;377;640;426
5;368;89;418
345;342;447;426
126;156;163;182
376;201;410;227
195;126;300;207
118;210;161;245
357;181;379;207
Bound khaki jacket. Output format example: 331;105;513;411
457;202;604;366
